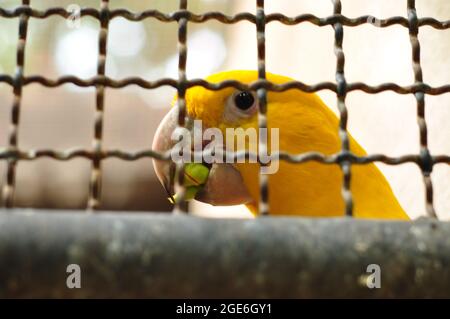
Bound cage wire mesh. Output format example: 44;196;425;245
0;0;450;218
2;0;450;299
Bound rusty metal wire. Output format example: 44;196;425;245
0;1;450;218
173;0;189;213
1;0;30;208
332;0;353;216
256;0;269;216
407;0;437;218
87;0;110;210
1;75;450;94
1;6;450;28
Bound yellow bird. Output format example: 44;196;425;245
152;70;409;220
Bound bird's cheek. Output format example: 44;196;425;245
194;163;253;206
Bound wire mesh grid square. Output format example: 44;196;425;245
0;0;449;219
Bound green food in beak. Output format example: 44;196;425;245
168;163;210;204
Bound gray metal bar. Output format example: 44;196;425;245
0;210;449;298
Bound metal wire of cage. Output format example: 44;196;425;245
1;0;450;298
1;0;450;216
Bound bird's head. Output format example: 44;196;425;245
152;70;331;209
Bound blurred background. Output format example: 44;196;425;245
0;0;449;219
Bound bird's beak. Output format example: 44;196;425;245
152;107;253;206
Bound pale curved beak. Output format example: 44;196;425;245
152;107;252;206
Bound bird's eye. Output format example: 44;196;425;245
224;90;258;122
233;91;255;111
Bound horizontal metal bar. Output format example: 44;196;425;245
1;148;449;169
0;210;449;298
1;75;450;96
1;7;449;29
